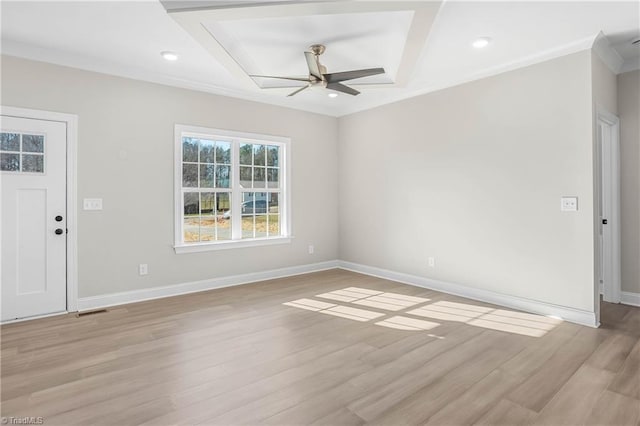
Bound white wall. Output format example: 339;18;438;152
1;55;339;298
338;51;595;312
617;70;640;294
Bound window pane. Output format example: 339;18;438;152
267;145;279;167
215;165;230;188
242;215;254;239
253;167;265;188
268;192;279;214
183;164;198;187
0;133;19;151
216;141;231;164
200;192;216;242
268;193;280;236
22;154;44;173
199;139;215;163
217;192;231;213
199;164;214;188
267;168;279;188
200;192;215;215
240;166;252;188
253;145;265;166
183;137;198;162
183;192;200;242
1;153;19;171
217;193;231;241
269;214;280;236
22;135;44;153
239;143;252;165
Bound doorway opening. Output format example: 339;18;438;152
596;108;621;313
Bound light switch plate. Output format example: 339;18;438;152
83;198;103;210
560;196;578;212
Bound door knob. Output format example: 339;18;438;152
55;228;64;235
55;215;63;222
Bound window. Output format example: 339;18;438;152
174;125;290;253
1;132;45;173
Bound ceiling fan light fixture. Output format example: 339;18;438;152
161;51;179;61
472;37;492;49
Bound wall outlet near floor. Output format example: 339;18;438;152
308;245;315;255
428;257;435;268
139;264;148;276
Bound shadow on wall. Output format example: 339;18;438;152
283;287;562;337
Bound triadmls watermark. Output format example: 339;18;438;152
1;417;44;425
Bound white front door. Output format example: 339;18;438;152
1;115;67;321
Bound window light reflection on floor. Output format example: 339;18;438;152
283;287;562;338
316;287;429;311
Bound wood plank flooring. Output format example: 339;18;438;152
1;269;639;425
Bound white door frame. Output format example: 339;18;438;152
596;106;621;305
1;105;78;315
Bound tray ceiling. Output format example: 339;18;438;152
168;1;440;91
1;1;638;117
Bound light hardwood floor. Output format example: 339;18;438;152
1;269;639;425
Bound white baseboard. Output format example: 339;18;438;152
621;291;640;307
78;260;339;312
77;258;601;328
337;261;598;328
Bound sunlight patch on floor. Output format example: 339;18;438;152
408;301;562;337
375;315;440;331
283;288;562;337
317;287;429;311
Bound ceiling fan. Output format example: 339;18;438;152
250;44;385;97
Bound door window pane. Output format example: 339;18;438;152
22;135;44;153
22;154;44;173
1;153;19;171
1;133;20;151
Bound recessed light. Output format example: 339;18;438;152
161;51;179;61
328;93;338;98
472;37;491;49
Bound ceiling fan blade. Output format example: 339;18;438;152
324;68;385;83
250;75;311;82
327;82;360;96
287;85;310;97
304;51;323;80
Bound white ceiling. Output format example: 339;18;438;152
1;1;639;117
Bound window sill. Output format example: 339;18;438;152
174;237;292;254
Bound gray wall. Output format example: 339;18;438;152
618;70;640;294
338;51;595;312
1;55;339;298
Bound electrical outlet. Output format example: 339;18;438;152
139;264;148;276
428;257;435;268
308;245;315;255
83;198;103;210
560;196;578;212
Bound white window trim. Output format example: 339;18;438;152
173;124;292;253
